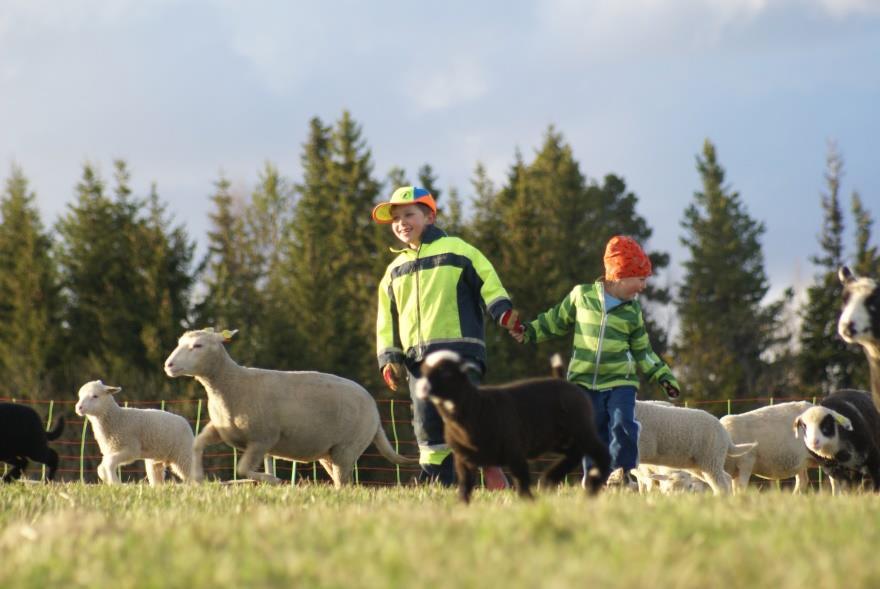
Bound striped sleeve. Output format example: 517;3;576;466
525;286;579;344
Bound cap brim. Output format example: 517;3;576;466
371;202;394;224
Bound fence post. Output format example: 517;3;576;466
390;399;401;485
43;400;55;481
80;418;89;483
195;399;203;434
726;398;732;415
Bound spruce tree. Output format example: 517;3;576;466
193;175;262;364
852;192;880;276
469;127;670;384
798;144;863;394
0;166;61;399
675;140;780;401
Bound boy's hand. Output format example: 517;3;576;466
661;380;680;400
382;363;406;391
499;309;525;342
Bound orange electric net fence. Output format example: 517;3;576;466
1;395;824;487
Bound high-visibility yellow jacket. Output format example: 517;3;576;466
376;225;512;372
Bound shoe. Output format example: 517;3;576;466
483;466;509;490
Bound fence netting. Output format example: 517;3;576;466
1;395;827;489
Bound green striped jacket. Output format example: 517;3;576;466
524;280;679;391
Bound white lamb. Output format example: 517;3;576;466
163;328;416;486
721;401;817;494
635;400;757;495
75;380;194;485
633;464;709;494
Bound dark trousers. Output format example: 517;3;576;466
581;385;639;474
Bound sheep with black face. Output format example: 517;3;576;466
417;350;611;503
794;389;880;494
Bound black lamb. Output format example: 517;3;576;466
0;402;64;482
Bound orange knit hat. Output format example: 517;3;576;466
604;236;652;281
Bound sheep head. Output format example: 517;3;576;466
838;266;880;356
75;380;121;417
164;328;238;378
793;406;854;461
416;350;480;415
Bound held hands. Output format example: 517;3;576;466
499;309;526;343
661;380;681;400
382;363;406;392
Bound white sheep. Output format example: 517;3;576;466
633;464;709;495
838;266;880;411
75;380;194;485
163;328;416;486
720;401;817;494
635;400;757;495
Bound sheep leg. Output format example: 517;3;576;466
98;450;138;485
237;444;280;484
145;460;166;486
793;468;810;494
508;457;534;500
454;455;477;504
701;467;733;496
2;457;28;482
192;423;223;482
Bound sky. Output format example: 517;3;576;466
1;0;879;310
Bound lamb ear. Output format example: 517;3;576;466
461;360;481;376
792;417;803;438
839;266;856;285
833;412;854;431
103;384;122;395
221;329;238;343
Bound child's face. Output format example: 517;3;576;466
609;276;648;301
390;204;434;248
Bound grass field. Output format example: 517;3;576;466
1;482;878;589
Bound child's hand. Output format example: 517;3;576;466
661;380;680;400
499;309;525;342
382;363;406;391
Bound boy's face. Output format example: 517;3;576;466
609;276;648;301
390;203;435;247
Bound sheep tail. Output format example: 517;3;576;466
550;353;565;380
46;416;65;441
373;425;418;464
727;441;757;458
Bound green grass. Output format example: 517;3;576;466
1;482;878;589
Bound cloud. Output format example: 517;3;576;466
404;58;490;112
534;0;879;60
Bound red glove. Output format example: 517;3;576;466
661;380;680;400
499;309;524;336
382;363;406;392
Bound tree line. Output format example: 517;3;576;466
0;111;877;405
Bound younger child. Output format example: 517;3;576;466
373;186;522;486
510;235;680;480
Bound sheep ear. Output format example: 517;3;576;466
461;360;481;376
833;413;854;431
221;329;238;342
839;266;856;285
792;417;803;438
103;384;122;395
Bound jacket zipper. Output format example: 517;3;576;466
414;243;423;359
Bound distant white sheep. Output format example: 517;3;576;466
75;380;194;485
633;464;709;495
720;401;816;493
163;328;416;486
635;400;757;495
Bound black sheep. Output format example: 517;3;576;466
794;389;880;493
0;403;64;482
417;350;611;503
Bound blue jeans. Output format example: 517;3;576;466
580;386;639;473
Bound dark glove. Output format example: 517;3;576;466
661;380;680;400
382;363;406;392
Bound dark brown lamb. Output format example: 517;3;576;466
417;350;611;503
